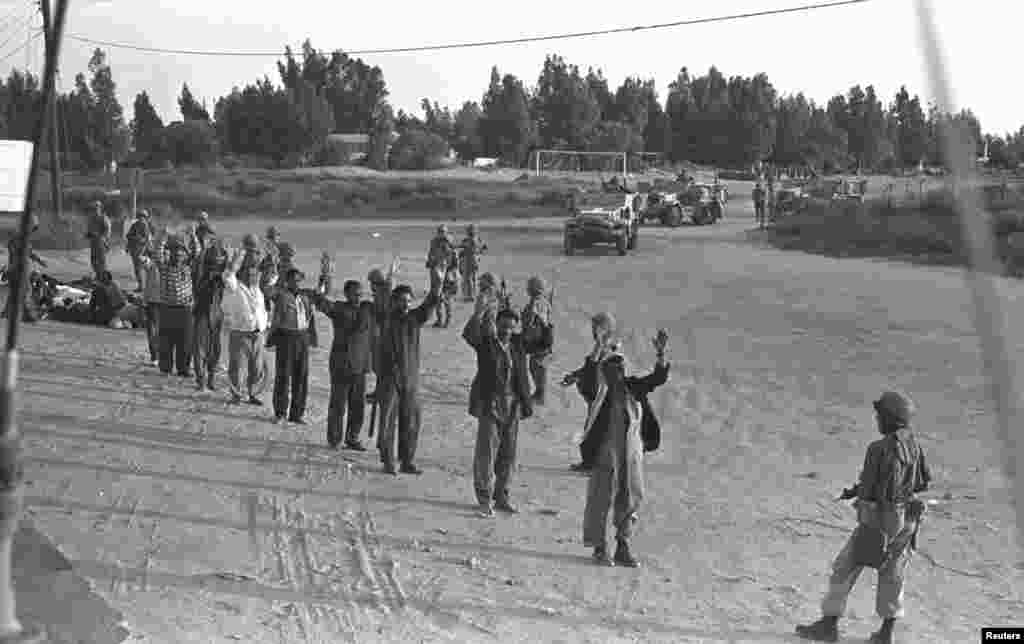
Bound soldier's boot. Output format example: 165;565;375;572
795;616;839;642
868;619;895;644
592;545;613;566
530;363;547;405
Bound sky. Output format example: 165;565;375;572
2;0;1020;136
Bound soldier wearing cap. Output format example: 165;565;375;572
459;224;487;302
85;200;112;279
126;209;153;292
260;226;283;303
521;276;554;405
426;224;457;328
753;182;767;229
796;390;932;644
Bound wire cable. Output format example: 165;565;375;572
0;28;41;67
62;0;869;57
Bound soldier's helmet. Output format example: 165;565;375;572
873;391;915;426
266;226;280;239
137;209;150;219
467;223;477;234
478;272;496;289
242;233;260;250
367;268;386;284
198;211;210;222
526;276;546;295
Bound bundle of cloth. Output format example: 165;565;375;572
46;273;144;329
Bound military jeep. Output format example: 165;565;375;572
563;191;640;256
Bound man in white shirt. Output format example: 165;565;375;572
222;246;270;405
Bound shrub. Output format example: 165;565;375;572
389;131;450;171
164;120;219;168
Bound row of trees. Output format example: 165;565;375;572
0;42;1013;173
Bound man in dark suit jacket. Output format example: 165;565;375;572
267;268;318;424
463;303;551;516
314;279;374;450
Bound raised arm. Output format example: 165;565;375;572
411;265;444;326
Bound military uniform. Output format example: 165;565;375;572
459;228;487;301
797;391;931;644
521;278;553;405
753;184;766;228
426;228;456;327
86;204;111;279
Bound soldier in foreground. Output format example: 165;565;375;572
795;391;931;644
569;326;670;567
459;224;487;302
521;276;554;406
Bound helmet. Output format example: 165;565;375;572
137;209;150;219
873;391;915;426
526;276;546;295
198;211;210;221
467;223;477;233
478;272;496;289
437;224;448;235
367;268;386;284
242;233;259;249
266;226;280;239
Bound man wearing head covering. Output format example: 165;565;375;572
464;302;549;516
313;278;374;450
459;224;487;302
266;267;318;424
563;312;619;472
88;270;127;327
192;236;228;391
563;326;670;568
521;276;554;405
222;245;270;406
366;263;396;383
374;266;443;475
126;209;153;292
85;201;112;279
138;244;163;366
796;391;932;644
3;214;47;321
152;231;196;377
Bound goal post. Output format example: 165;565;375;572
532;150;628;177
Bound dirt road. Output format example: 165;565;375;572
15;209;1024;643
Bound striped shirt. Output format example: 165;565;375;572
158;262;194;307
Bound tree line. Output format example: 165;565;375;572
0;40;1017;173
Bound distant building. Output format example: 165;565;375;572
325;132;401;164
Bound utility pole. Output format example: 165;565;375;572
38;0;61;223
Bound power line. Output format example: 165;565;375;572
63;0;869;57
0;28;42;67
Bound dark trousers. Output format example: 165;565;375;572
144;304;160;363
755;202;766;227
130;252;146;290
89;238;108;278
158;304;194;376
376;379;421;467
193;312;223;387
327;368;367;447
474;406;519;505
528;352;549;403
273;329;310;420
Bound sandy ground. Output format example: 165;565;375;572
9;201;1024;643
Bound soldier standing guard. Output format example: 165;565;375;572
125;209;152;292
459;224;487;302
85;200;111;279
521;276;554;405
795;391;931;644
425;224;456;327
753;182;767;229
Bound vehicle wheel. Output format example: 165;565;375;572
667;206;683;227
616;235;628;255
563;237;574;256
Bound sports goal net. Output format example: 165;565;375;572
531;150;672;178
